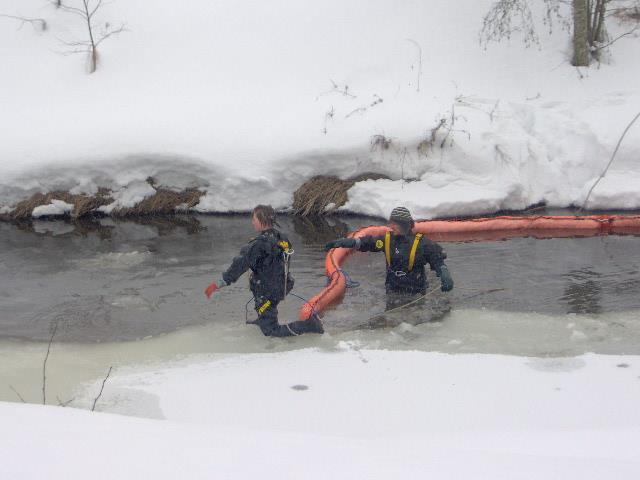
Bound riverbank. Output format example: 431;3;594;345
2;348;640;479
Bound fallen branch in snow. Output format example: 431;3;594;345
0;14;47;31
91;366;113;412
9;385;26;403
57;396;75;407
582;111;640;210
42;322;58;405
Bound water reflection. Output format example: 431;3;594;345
9;214;207;239
561;269;603;314
291;215;349;244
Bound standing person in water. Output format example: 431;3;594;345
325;206;453;312
205;205;324;337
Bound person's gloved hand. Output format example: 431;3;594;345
324;238;356;251
438;265;454;292
205;278;227;298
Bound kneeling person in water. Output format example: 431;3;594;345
205;205;324;337
325;207;454;301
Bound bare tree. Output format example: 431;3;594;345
55;0;125;73
481;0;639;66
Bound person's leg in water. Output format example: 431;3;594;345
253;297;324;337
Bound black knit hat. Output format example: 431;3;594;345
389;206;413;225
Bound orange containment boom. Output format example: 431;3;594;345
298;214;640;320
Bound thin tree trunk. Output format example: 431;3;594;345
573;0;590;65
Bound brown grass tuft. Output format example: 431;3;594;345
114;188;204;216
292;172;389;216
11;191;74;219
8;190;114;220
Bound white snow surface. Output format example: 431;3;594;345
1;0;639;218
2;349;640;479
31;199;74;218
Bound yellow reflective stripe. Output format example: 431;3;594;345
408;233;423;272
384;231;391;266
258;300;272;314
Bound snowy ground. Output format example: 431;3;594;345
2;349;640;479
1;0;639;217
2;1;640;477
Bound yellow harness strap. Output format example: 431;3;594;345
408;233;423;272
258;300;272;315
278;240;290;251
384;231;391;266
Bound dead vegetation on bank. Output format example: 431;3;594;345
1;172;385;220
1;187;204;220
113;188;204;216
6;190;113;220
292;173;389;216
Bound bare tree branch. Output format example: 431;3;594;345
94;23;126;47
593;22;639;49
0;14;47;31
91;366;113;412
89;0;105;19
42;322;58;405
582;111;640;210
345;94;383;119
9;385;26;403
315;80;357;100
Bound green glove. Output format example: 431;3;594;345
437;265;454;292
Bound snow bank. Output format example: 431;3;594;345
3;349;640;479
1;0;639;217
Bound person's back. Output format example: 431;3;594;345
205;205;323;337
244;227;294;303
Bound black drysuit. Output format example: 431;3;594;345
357;233;447;295
222;228;318;337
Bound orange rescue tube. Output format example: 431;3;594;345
298;214;640;320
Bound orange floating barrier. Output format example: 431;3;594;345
298;214;640;320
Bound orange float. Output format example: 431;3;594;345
298;214;640;320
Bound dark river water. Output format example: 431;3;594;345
0;214;639;343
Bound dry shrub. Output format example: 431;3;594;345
2;187;205;221
370;134;392;152
11;191;75;219
114;188;204;216
293;173;389;216
8;190;114;220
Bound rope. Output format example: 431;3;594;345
365;286;440;323
245;291;320;324
325;268;360;288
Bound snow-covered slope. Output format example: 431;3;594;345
3;349;640;479
1;0;639;217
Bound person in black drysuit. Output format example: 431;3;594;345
325;207;454;323
205;205;324;337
